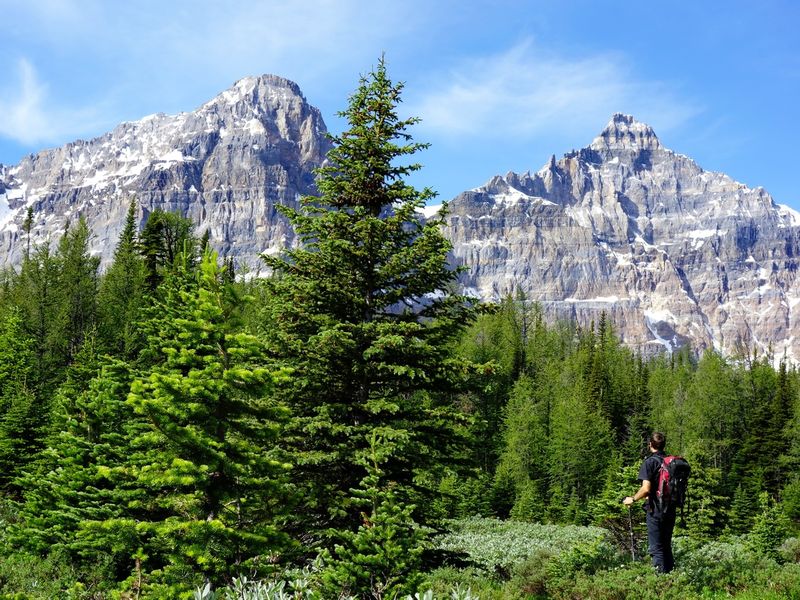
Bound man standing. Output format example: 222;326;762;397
623;432;676;573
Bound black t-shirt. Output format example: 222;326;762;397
638;451;674;515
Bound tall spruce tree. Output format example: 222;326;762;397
262;58;478;554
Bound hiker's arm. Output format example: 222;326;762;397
623;480;650;506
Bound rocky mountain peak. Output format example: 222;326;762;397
590;113;662;154
443;114;800;364
201;74;307;113
0;74;330;271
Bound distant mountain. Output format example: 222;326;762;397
2;80;799;361
0;75;330;272
441;114;800;360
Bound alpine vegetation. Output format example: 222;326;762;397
0;61;799;600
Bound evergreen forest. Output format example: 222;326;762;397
1;61;800;599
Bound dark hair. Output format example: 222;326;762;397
649;432;666;451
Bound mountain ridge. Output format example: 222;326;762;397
1;80;799;361
443;113;800;361
0;74;330;270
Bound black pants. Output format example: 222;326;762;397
646;509;676;573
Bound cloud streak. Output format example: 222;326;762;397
409;40;701;141
0;58;106;146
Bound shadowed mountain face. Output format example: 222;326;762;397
2;82;798;361
442;113;800;360
0;75;330;273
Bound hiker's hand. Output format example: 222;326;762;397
622;496;634;506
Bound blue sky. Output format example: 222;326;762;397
1;0;799;208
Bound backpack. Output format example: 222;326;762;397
655;455;691;515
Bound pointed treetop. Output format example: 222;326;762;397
314;56;434;215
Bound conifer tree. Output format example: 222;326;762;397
494;374;548;521
22;206;34;260
456;297;516;472
98;200;147;358
127;251;289;587
14;243;60;389
52;216;100;365
0;385;39;493
681;458;726;539
648;354;693;456
732;356;778;495
139;208;194;290
547;365;614;520
262;58;478;549
0;308;35;407
12;351;146;580
320;430;426;599
684;351;740;473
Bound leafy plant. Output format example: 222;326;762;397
435;517;607;575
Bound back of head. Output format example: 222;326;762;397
649;432;666;452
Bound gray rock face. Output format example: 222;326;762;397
442;113;800;361
0;75;330;272
2;87;798;362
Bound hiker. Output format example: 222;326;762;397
623;432;676;573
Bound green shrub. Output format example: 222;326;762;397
506;548;555;597
435;517;606;575
544;536;625;584
548;563;687;600
779;537;800;563
748;496;792;562
421;567;518;600
678;539;775;593
0;551;79;599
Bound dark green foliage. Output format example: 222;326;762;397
589;464;645;559
52;217;100;365
139;208;194;290
320;431;427;598
680;458;726;540
261;58;478;553
0;386;39;493
97;200;147;358
749;493;792;562
494;375;549;522
13;243;61;389
22;207;34;261
12;352;141;568
0;309;39;492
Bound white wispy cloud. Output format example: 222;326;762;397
131;0;420;88
0;59;48;145
0;58;106;146
409;39;701;141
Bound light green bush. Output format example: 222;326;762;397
435;517;607;575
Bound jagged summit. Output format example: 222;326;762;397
0;74;330;270
590;113;662;153
445;113;800;364
203;74;308;112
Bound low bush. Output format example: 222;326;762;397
0;551;84;599
434;517;607;575
779;537;800;563
678;538;773;593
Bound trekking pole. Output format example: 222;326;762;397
626;504;636;562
